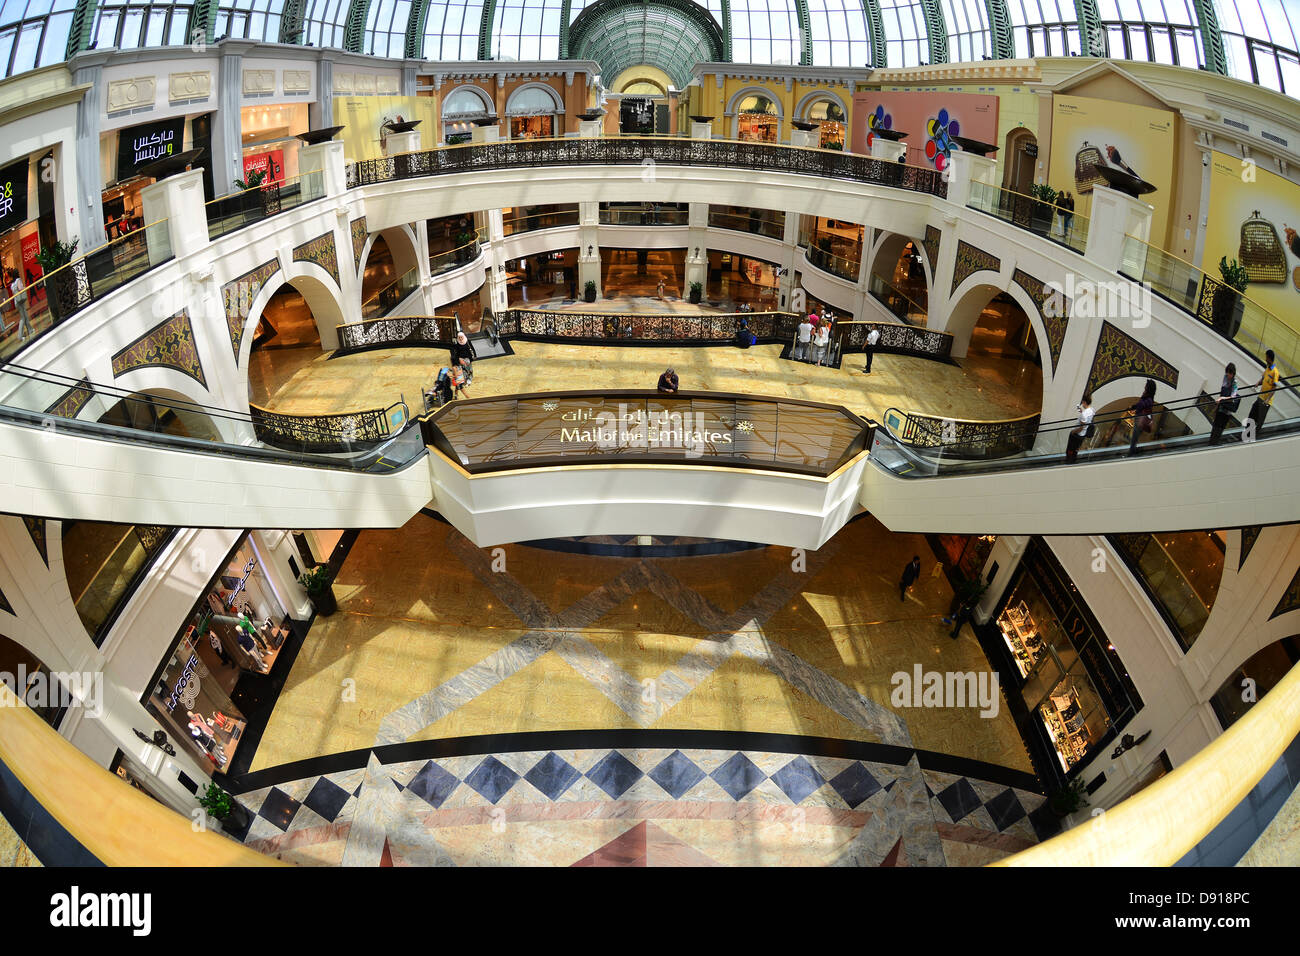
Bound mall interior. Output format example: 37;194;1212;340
0;0;1297;869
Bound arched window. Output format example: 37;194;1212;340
506;84;561;139
806;98;846;149
441;86;493;144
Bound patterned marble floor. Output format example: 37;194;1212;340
237;515;1041;865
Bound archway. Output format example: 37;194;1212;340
1210;634;1299;728
1002;127;1037;195
945;283;1045;420
506;83;564;139
869;232;929;315
244;272;343;405
1091;391;1191;452
97;387;226;443
0;634;66;727
440;84;494;145
359;225;420;316
795;92;849;150
729;88;783;143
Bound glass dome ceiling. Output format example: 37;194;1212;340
1;0;1297;98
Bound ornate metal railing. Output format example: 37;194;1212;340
248;400;400;453
346;137;949;199
495;308;801;344
882;407;1041;460
336;314;461;353
834;320;952;359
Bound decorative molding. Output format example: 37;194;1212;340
22;517;47;567
110;310;208;388
282;70;311;94
44;378;95;420
1085;320;1179;396
242;69;276;95
921;224;940;277
951;239;1000;295
377;75;399;95
222;259;281;361
1270;564;1300;620
333;72;356;94
135;526;173;555
168;71;211;103
293;232;341;288
350;217;368;272
106;77;156;113
1239;526;1261;569
355;73;378;94
1011;267;1068;374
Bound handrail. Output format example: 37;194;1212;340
0;682;280;865
804;244;860;280
996;648;1300;866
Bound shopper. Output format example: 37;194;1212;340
8;268;31;342
656;277;666;300
1065;392;1094;463
863;325;880;374
451;331;476;383
899;555;921;602
1209;362;1240;445
813;320;830;366
656;367;679;393
796;315;814;361
1250;349;1280;437
1064;192;1076;237
1128;379;1157;456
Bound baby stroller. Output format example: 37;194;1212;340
423;367;456;411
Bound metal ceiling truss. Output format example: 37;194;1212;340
984;0;1013;59
1073;0;1104;58
917;0;948;64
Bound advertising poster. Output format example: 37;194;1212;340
850;90;999;170
242;149;285;188
0;158;30;235
20;232;45;312
116;117;186;180
1047;94;1175;239
333;97;440;162
1201;150;1300;328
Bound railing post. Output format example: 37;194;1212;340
579;117;603;139
298;139;348;199
689;119;713;141
944;150;997;210
870;137;907;163
1084;184;1154;274
139;167;209;263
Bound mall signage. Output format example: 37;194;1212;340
116;118;186;180
0;158;29;234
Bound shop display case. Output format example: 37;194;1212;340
998;599;1046;678
1039;684;1092;771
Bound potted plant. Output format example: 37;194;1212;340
232;169;266;191
298;563;337;617
584;279;597;303
1212;256;1249;339
34;238;80;325
455;229;477;263
1029;183;1059;234
198;782;251;834
1048;777;1089;818
689;281;703;304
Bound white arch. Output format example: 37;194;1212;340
440;84;494;119
505;82;563;115
942;278;1049;414
236;262;346;375
726;85;784;140
358;224;421;284
794;89;849;122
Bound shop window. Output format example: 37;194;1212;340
1110;531;1226;651
806;99;846;150
736;94;779;143
994;539;1142;780
63;521;177;646
1209;636;1299;730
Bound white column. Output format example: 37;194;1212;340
251;530;312;621
779;211;801;311
578;201;601;299
1085;184;1155;275
140;168;209;263
683;203;708;298
298;139;348;199
944;150;998;210
481;208;508;314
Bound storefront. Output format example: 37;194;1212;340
0;152;53;329
143;534;292;775
440;86;494;145
806;99;847;149
934;534;997;583
736;95;780;143
239;103;309;188
991;539;1142;782
506;85;561;140
708;251;783;308
102;116;187;239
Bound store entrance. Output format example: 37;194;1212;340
960;294;1043;420
247;279;326;405
599;248;684;299
706;251;781;311
619;97;659;135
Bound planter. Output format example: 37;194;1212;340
1211;286;1244;339
219;802;252;835
1031;202;1055;235
584;289;597;303
689;288;702;304
308;585;337;617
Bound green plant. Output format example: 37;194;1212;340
584;280;597;295
34;238;79;272
233;169;265;191
1030;182;1059;205
1218;256;1250;292
689;281;703;295
298;564;334;593
1049;777;1089;816
455;230;476;247
954;575;988;604
198;782;233;820
823;140;844;151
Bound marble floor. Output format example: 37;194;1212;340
235;515;1043;866
257;336;1039;428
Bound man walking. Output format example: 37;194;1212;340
1250;349;1279;437
8;269;32;342
899;555;921;602
863;326;880;373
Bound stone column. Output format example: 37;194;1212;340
779;211;801;312
683;203;709;298
578;201;601;299
140;168;209;263
211;51;244;200
298;140;347;198
1085;184;1155;275
481;208;509;315
71;61;104;250
944;150;998;210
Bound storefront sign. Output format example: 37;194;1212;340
224;557;257;609
242;149;285;188
0;158;30;235
116;118;186;180
164;653;201;711
20;233;45;310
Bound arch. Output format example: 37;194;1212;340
943;278;1049;413
1001;126;1036;194
358;224;421;285
726;85;784;141
441;84;494;119
793;89;848;123
569;0;725;89
97;387;230;444
869;230;931;311
237;265;346;373
505;82;564;115
612;63;674;96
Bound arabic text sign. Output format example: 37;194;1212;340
116;118;186;180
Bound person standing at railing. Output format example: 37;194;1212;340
451;331;477;388
1210;363;1240;445
1065;392;1095;463
6;269;32;342
813;320;830;366
1250;350;1279;437
1128;379;1157;456
863;326;880;374
796;315;814;361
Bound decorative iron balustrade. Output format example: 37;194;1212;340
885;407;1041;460
346;138;949;200
496;309;801;344
336;314;461;353
249;401;394;453
835;321;952;360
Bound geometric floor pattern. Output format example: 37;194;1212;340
231;747;1048;867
